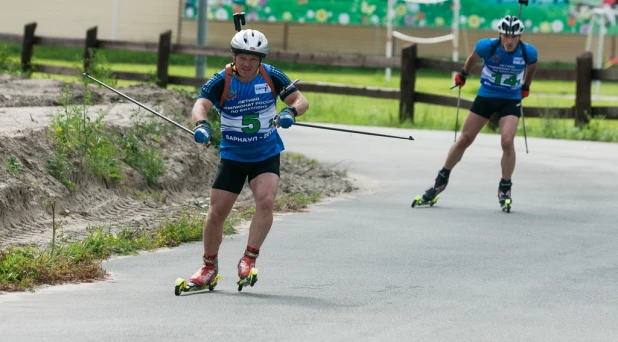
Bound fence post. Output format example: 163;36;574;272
21;22;37;73
399;44;417;123
83;27;98;72
157;30;172;88
575;51;592;127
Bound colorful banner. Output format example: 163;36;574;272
183;0;618;35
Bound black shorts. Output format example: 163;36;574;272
212;154;281;194
469;96;522;119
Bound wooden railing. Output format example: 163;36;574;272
2;22;618;126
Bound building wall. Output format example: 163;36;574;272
0;0;182;42
0;1;614;64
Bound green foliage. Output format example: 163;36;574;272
47;86;123;187
0;244;106;291
4;42;618;143
45;157;77;188
119;110;168;186
0;44;30;77
533;111;618;142
83;48;116;87
275;191;322;211
0;207;244;291
284;152;318;165
3;155;22;175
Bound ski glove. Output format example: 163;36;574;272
521;85;530;99
454;70;468;87
194;120;212;145
277;106;297;129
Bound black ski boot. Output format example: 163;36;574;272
498;179;512;213
412;170;449;207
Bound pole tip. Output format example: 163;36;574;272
409;136;415;140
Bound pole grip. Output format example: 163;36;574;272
233;12;246;32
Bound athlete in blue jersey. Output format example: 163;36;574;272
187;29;309;291
413;15;538;211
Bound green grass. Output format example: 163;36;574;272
23;56;618;98
2;42;618;143
3;42;618;96
0;181;327;292
3;155;22;175
0;207;226;291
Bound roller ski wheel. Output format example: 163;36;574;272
174;275;221;296
501;199;512;213
237;268;258;292
411;195;439;208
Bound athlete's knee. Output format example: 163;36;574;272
501;136;515;151
206;206;229;225
254;191;276;211
457;133;476;148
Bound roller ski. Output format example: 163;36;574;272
174;275;221;296
411;170;449;208
236;249;259;292
174;255;220;296
498;179;512;213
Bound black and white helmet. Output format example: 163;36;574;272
230;29;269;58
497;15;525;35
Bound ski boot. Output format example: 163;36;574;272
411;170;449;208
174;254;220;296
498;179;512;213
236;248;259;292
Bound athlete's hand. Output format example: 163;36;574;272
276;106;297;129
454;70;468;88
521;85;530;99
194;120;212;146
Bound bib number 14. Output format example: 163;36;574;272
493;73;519;87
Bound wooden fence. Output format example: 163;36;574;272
2;22;618;126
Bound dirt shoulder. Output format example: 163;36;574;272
0;74;356;249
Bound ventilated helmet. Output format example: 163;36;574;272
230;29;269;58
497;15;525;35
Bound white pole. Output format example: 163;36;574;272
196;0;208;78
585;14;595;52
111;0;119;40
452;0;459;63
451;0;459;85
385;0;395;82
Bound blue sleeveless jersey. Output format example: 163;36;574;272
475;38;538;100
200;64;294;162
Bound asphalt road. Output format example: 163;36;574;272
1;124;618;341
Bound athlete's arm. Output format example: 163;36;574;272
192;98;214;125
462;51;481;75
282;91;309;118
523;62;537;88
193;73;224;125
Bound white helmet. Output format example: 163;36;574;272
230;29;269;58
497;15;525;35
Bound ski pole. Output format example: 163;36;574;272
293;122;414;141
520;105;529;154
454;86;461;142
517;0;528;19
82;73;194;136
517;0;530;154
